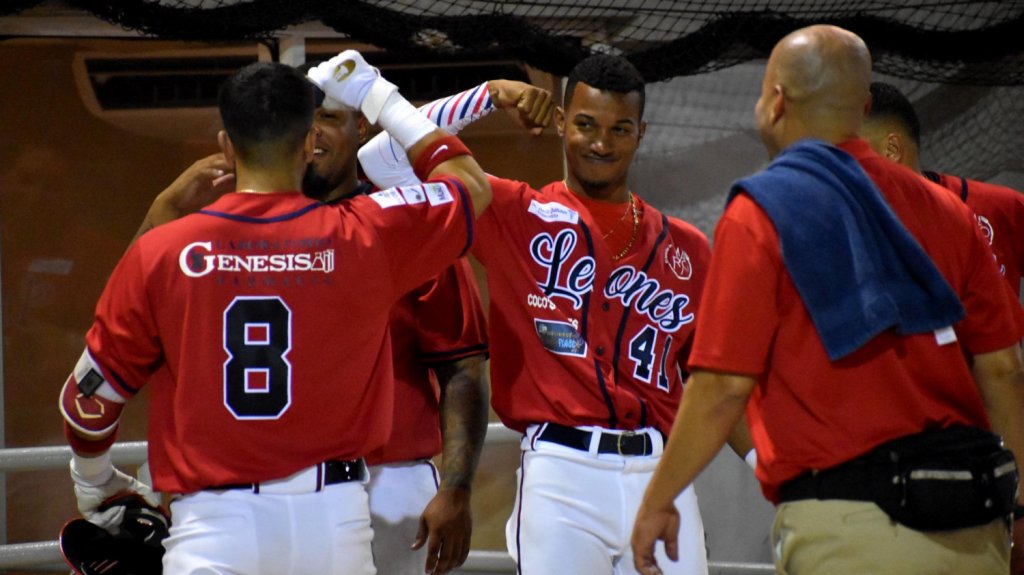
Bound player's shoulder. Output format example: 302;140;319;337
657;208;710;251
964;176;1024;203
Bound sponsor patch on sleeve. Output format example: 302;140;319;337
534;319;587;357
528;200;580;224
424;182;455;206
369;189;407;209
400;186;427;205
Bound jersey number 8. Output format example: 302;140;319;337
223;297;293;419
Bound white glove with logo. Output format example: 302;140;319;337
307;50;398;123
70;456;159;533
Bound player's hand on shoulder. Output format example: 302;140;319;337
413;486;473;574
70;459;159;534
158;152;234;216
488;79;554;136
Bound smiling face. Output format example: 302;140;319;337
557;82;645;199
302;106;363;201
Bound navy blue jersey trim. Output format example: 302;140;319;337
419;343;489;363
610;214;670;424
324;181;374;204
578;223;596;341
958;175;969;202
448;178;475;258
199;200;322;224
594;358;617;429
108;366;140;396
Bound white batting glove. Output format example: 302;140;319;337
70;455;159;533
307;50;398;123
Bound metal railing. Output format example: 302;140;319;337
0;423;774;574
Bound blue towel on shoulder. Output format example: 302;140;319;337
728;139;964;361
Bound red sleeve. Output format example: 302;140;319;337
415;258;488;364
84;243;162;397
1012;190;1024;291
956;213;1024;353
688;195;782;376
472;175;526;266
347;175;474;298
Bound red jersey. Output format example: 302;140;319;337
365;258;488;466
474;178;710;434
85;183;473;493
689;139;1024;503
927;172;1024;294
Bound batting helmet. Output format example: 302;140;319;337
59;493;170;575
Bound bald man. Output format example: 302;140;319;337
861;81;1024;296
631;25;1024;575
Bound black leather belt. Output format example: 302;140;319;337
208;459;367;493
537;423;659;456
778;459;882;503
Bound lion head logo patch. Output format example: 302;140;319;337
664;245;692;280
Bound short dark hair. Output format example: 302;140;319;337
867;81;921;147
564;54;646;118
219;62;315;166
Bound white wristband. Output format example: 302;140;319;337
744;448;758;470
375;92;436;151
70;451;114;486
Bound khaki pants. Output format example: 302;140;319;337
771;500;1009;575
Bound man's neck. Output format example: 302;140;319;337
235;169;301;194
564;176;630;204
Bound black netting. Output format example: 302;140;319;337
8;1;1024;85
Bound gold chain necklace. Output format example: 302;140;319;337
562;180;639;261
610;192;639;261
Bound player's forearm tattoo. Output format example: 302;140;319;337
435;355;489;491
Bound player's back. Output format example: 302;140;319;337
90;184;473;493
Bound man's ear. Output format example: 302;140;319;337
886;132;904;162
302;129;316;164
356;112;372;145
554;106;566;137
769;85;785;125
638;120;647;141
217;130;236;165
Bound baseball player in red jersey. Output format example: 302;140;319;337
59;54;492;574
360;55;739;574
133;76;549;575
861;81;1024;297
632;26;1024;575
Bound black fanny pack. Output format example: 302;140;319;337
779;426;1019;531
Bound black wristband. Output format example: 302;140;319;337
1013;504;1024;520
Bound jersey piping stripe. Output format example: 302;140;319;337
198;201;323;224
575;221;617;427
419;343;489;363
514;449;527;575
577;223;595;341
594;359;617;428
609;213;670;428
446;178;475;258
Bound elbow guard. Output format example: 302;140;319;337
59;350;126;452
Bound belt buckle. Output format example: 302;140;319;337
618;431;638;456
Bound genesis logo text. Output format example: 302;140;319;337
179;242;335;278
